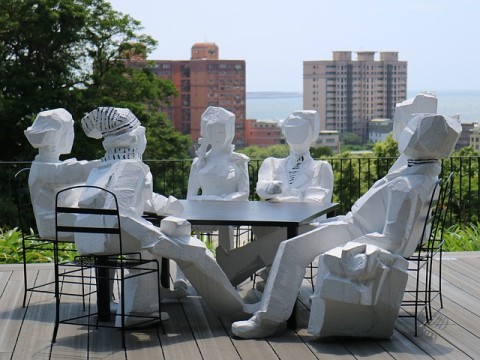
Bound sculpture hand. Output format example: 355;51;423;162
266;181;283;195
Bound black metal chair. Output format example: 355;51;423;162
14;168;75;307
52;185;162;348
401;172;454;336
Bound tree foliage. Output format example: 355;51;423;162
0;0;190;161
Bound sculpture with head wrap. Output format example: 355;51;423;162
231;113;461;339
76;106;247;324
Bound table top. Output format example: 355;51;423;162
175;199;338;227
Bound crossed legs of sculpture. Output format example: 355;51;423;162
232;219;361;337
119;216;247;323
216;224;317;286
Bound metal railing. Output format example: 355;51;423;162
2;156;477;228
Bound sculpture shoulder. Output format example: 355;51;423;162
261;157;283;167
313;159;332;169
231;152;249;164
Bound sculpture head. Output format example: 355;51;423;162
398;113;461;160
24;108;74;162
81;107;146;160
392;92;437;141
200;106;235;149
282;110;320;155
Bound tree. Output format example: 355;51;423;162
0;0;87;160
372;133;399;158
311;146;333;158
0;0;190;161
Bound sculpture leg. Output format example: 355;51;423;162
218;225;234;251
216;226;286;286
115;250;186;326
150;234;247;320
232;220;357;338
217;224;316;286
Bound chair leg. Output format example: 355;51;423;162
52;243;60;343
22;243;28;308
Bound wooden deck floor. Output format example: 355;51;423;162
1;251;480;359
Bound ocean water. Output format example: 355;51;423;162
246;90;480;123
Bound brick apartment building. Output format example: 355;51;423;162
127;43;247;147
303;51;407;141
244;119;282;147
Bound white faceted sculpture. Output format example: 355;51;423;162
24;108;100;240
216;110;334;285
390;92;438;172
392;92;438;142
77;107;246;322
188;106;249;202
231;114;461;339
308;242;408;338
256;110;332;202
187;106;250;252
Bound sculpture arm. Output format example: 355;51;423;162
352;178;423;256
304;161;334;203
256;158;283;200
223;154;250;201
187;158;201;199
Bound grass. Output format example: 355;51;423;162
443;222;480;252
1;223;480;264
0;227;76;264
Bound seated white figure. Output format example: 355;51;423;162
308;242;409;339
25;108;186;306
307;92;440;339
187;106;250;251
77;107;246;321
256;110;333;203
231;113;461;338
216;110;334;286
188;106;249;202
24;109;100;240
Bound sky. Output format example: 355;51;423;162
107;0;480;93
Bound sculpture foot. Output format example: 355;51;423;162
231;314;280;339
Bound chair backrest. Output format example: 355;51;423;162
417;172;454;253
55;185;123;256
14;168;38;237
428;172;454;251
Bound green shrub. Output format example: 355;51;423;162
443;222;480;252
0;227;76;264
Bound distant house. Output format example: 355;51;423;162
457;121;474;149
313;130;340;154
469;123;480;151
369;118;393;142
245;119;282;147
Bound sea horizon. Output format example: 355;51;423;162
246;90;480;123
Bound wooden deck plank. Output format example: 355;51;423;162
395;318;472;360
0;271;11;294
11;269;57;360
158;301;203;360
2;252;480;359
0;271;27;353
49;268;90;359
180;290;241;360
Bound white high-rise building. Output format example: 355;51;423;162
304;51;407;141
